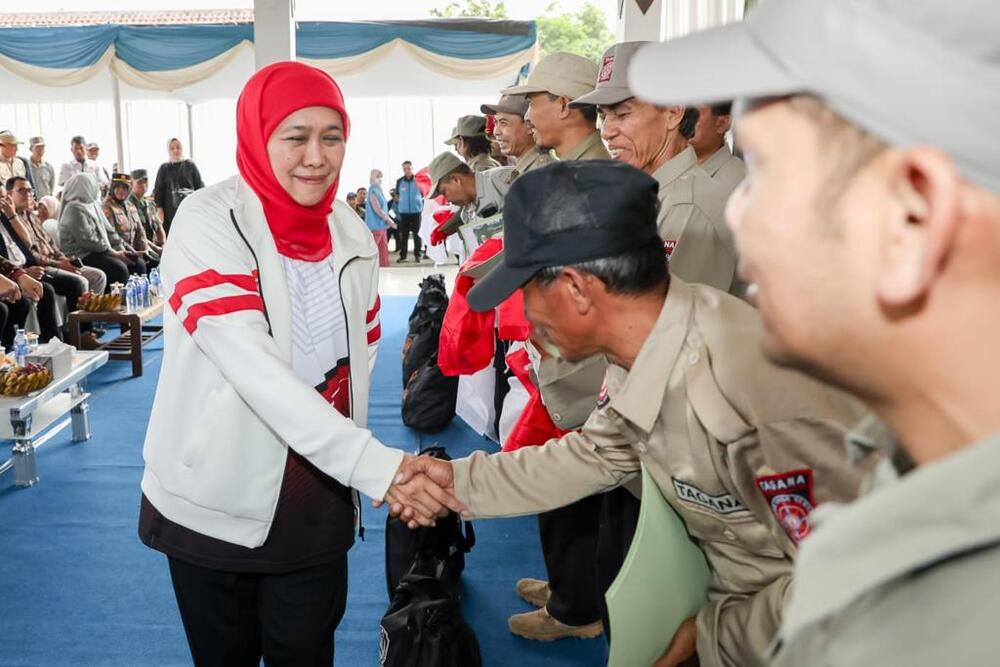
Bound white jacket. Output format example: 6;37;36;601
141;176;404;548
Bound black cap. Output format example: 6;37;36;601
131;168;148;181
467;160;659;312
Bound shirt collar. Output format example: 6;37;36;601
512;148;541;176
781;432;1000;640
651;145;699;188
560;132;604;161
701;145;732;176
607;278;695;434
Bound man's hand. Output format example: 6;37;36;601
0;195;15;219
25;266;45;281
16;274;43;302
0;275;20;302
55;258;82;274
374;455;467;529
653;617;698;667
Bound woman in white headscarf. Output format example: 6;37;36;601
58;173;144;285
153;138;204;235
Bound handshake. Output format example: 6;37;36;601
374;454;468;529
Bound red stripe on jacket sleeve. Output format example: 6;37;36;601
182;294;265;334
170;269;259;313
366;295;381;324
366;323;381;345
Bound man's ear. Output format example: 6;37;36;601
663;105;685;132
556;96;573;120
877;147;961;309
560;267;597;315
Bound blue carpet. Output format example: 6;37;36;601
0;297;605;666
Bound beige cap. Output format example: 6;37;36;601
502;52;599;100
428;151;466;197
444;115;488;145
481;95;529;117
571;42;650;108
0;131;22;146
28;136;45;148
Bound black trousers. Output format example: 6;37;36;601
0;299;29;348
397;213;422;259
43;269;86;314
168;555;349;667
82;251;129;288
538;493;605;627
595;486;642;642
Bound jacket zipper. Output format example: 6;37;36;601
338;254;366;541
229;210;272;335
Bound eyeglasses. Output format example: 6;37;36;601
14;188;33;194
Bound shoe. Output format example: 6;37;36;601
78;331;102;350
507;608;603;641
516;578;551;608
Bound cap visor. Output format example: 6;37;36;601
501;83;547;96
467;261;538;312
480;103;499;114
628;22;800;106
444;137;458;145
459;248;504;280
569;86;632;108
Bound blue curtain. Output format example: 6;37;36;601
0;21;536;72
0;25;117;69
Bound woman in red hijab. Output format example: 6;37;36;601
138;62;464;665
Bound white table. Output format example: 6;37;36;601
0;350;109;488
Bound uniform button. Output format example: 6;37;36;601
552;413;562;422
687;351;700;365
723;529;736;540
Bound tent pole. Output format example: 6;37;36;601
186;103;194;160
112;75;125;171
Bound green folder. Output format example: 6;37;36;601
606;464;711;666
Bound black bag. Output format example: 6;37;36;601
379;574;483;667
402;274;449;389
385;446;476;599
401;361;458;432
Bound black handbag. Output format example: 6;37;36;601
401;360;458;432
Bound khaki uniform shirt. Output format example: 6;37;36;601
654;146;739;294
453;167;515;247
535;130;611;429
510;146;555;179
467;152;501;172
702;145;747;196
772;421;1000;667
103;198;149;252
129;192;165;246
452;279;872;666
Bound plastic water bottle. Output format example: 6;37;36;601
139;275;150;308
124;277;136;312
13;328;28;366
148;268;161;300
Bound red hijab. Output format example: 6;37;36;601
236;61;351;261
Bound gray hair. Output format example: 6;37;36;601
533;239;668;296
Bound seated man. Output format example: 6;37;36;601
0;184;62;343
6;176;106;300
390;162;877;667
103;173;157;268
128;169;166;250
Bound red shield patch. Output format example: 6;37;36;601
663;239;677;256
755;469;816;545
598;54;615;83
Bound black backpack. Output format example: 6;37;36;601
401;361;458;432
384;446;475;599
379;574;482;667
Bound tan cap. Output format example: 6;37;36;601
571;42;649;108
28;136;45;148
0;131;22;145
428;151;466;197
444;115;488;145
502;52;599;100
480;95;529;117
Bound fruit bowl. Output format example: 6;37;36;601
78;292;122;313
0;364;52;396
